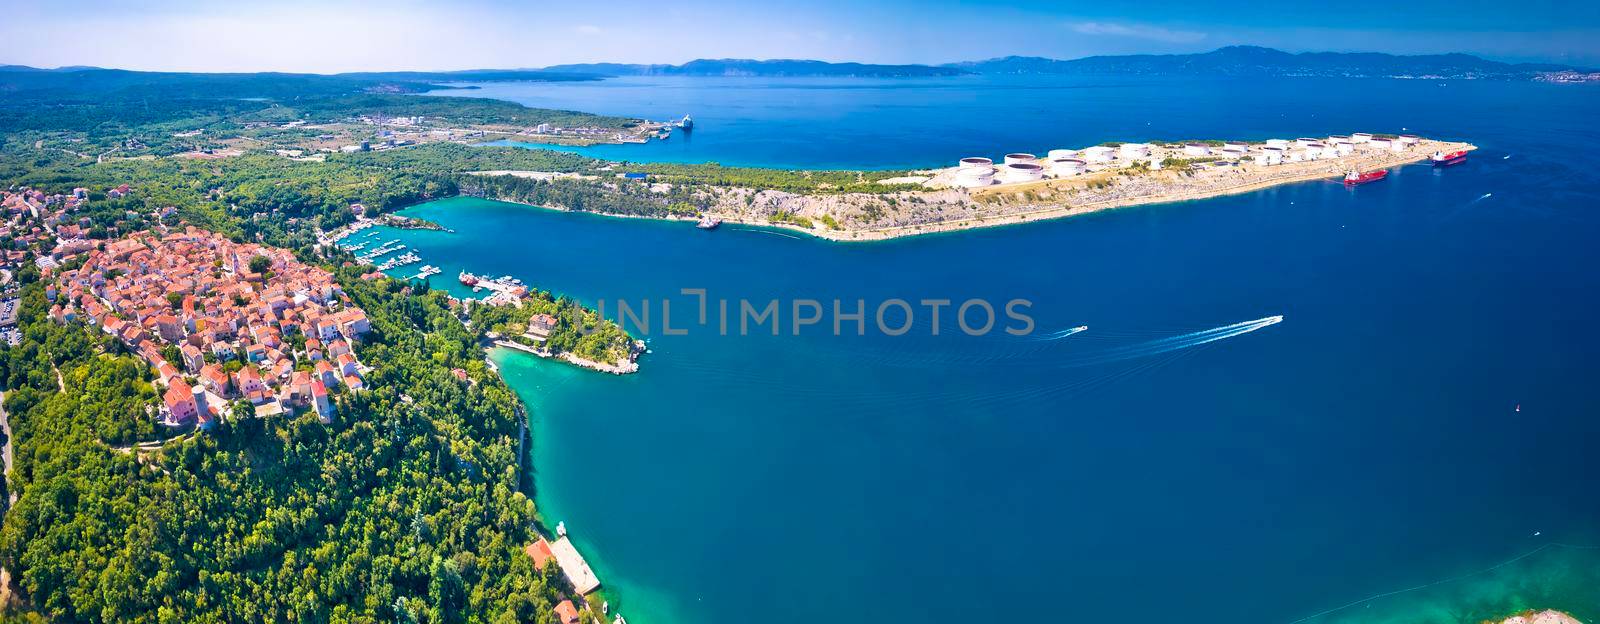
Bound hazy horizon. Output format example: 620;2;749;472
4;45;1595;76
2;0;1598;73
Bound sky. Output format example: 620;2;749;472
3;0;1599;72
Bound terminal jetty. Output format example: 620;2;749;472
682;132;1477;242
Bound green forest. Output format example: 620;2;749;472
0;271;577;623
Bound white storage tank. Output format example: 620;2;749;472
1049;158;1088;177
1302;142;1327;159
959;157;993;170
1258;146;1285;165
1265;139;1291;149
1046;149;1078;159
1390;139;1406;152
1119;143;1151;159
1003;153;1038;165
953;166;995;188
1000;162;1044;183
1296;137;1320;148
1224;141;1249;151
1319;145;1341;159
1351;132;1373;144
1183;143;1212;156
1082;146;1116;163
1369;137;1393;150
1222;146;1248;158
1335;141;1355;155
1398;134;1420;146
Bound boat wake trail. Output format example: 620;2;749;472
1283;541;1600;624
1061;315;1282;367
731;227;804;240
1029;325;1088;341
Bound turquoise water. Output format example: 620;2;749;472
386;76;1600;624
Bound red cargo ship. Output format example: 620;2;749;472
1431;150;1468;166
1343;169;1388;185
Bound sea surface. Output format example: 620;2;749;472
380;75;1600;624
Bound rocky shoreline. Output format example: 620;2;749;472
685;139;1476;242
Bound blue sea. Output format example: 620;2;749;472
386;75;1600;624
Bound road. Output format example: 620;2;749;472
1;390;12;505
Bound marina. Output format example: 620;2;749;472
375;252;420;271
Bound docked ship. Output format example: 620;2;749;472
1344;169;1388;185
676;115;694;131
459;271;479;286
1431;150;1468;166
696;215;722;230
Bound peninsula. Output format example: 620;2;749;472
459;133;1476;241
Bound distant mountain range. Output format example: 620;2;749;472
538;59;968;78
2;47;1590;90
946;46;1585;78
539;46;1587;80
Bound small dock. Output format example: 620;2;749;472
550;535;601;594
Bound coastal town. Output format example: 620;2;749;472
0;181;624;622
51;228;371;425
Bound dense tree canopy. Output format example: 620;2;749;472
0;274;575;623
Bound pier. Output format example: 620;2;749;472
404;265;441;281
549;535;601;594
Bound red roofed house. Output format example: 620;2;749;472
336;352;359;377
525;537;554;569
180;343;205;373
554;600;580;624
233;365;266;398
526;313;557;342
314;359;338;388
164;379;199;425
200;363;232;397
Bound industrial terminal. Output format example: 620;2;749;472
926;132;1437;189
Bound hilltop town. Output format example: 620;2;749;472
50;228;370;425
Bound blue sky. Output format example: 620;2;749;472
3;0;1599;72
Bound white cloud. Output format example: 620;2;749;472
1068;21;1207;44
574;24;603;35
